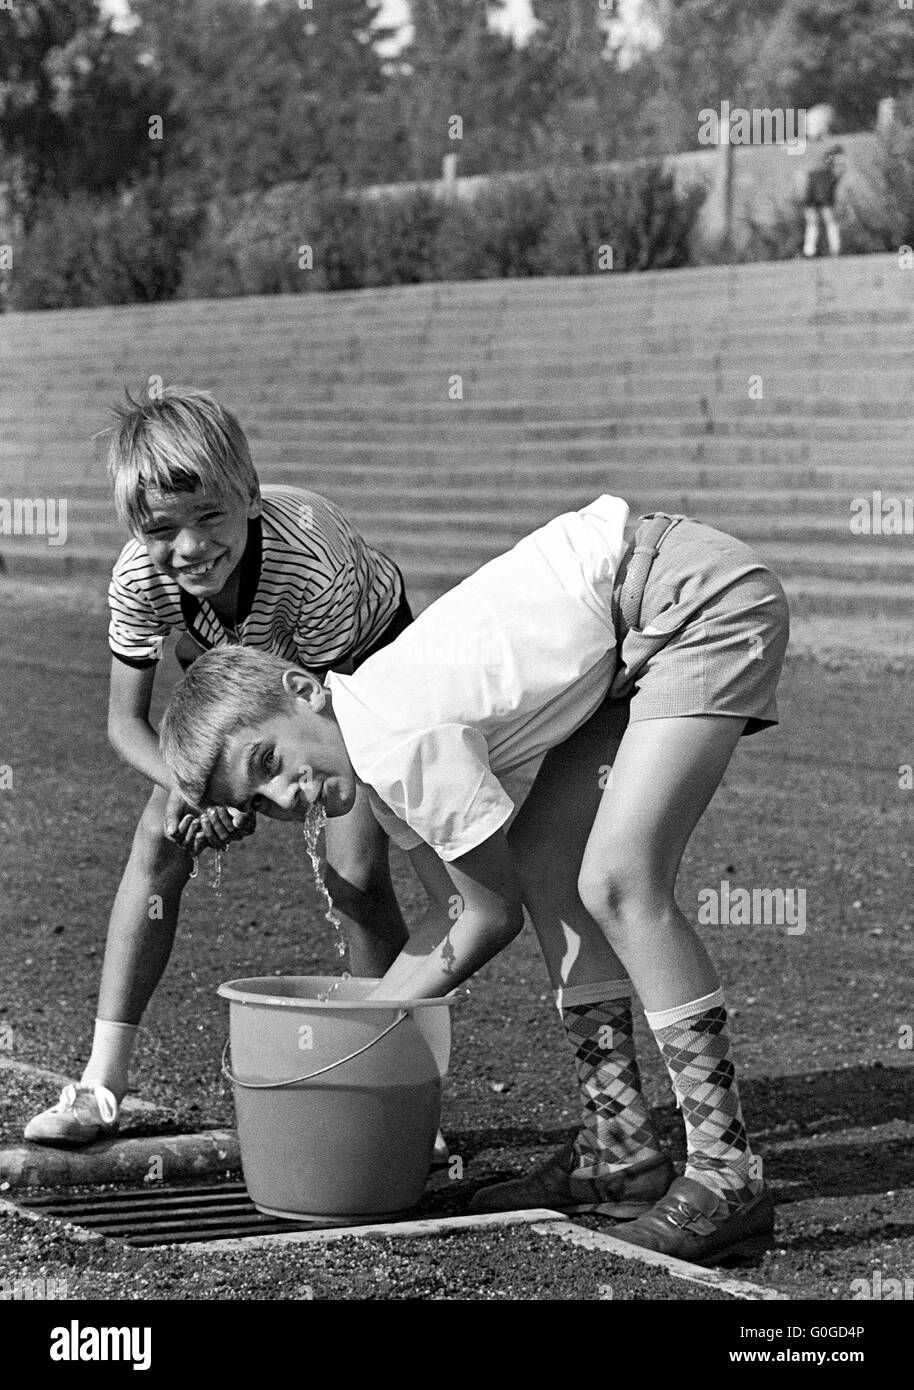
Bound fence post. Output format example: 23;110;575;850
441;152;459;202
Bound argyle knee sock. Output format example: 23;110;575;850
645;988;763;1212
555;980;662;1177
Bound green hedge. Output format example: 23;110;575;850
6;162;705;309
842;118;914;253
181;163;704;296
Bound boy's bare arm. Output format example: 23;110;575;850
368;832;525;1000
108;658;255;854
108;658;172;788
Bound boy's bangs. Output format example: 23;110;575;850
116;454;243;532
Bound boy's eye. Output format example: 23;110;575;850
261;748;279;775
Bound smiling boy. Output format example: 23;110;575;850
160;495;790;1263
25;386;415;1145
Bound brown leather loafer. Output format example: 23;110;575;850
610;1175;776;1265
469;1140;675;1218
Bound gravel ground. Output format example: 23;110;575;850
1;584;912;1301
0;1205;736;1301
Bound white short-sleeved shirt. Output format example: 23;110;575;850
327;495;630;861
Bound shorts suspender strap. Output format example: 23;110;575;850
619;514;684;633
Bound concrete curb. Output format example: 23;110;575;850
185;1208;568;1252
532;1220;790;1301
185;1209;787;1299
0;1130;240;1188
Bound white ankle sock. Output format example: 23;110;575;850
552;978;632;1012
79;1019;139;1102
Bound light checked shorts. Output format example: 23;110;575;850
607;512;790;736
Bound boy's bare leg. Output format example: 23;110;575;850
322;783;408;977
577;714;766;1214
87;783;194;1096
577;715;742;1012
471;699;672;1211
25;786;193;1139
823;206;840;255
506;698;631;990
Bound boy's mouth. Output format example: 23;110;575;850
177;555;223;580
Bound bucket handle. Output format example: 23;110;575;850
221;1008;410;1089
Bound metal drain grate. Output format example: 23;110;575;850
14;1181;334;1247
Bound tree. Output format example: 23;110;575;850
526;0;634;162
776;0;914;130
402;1;538;177
643;0;788;138
643;0;914;146
130;0;397;195
0;0;165;216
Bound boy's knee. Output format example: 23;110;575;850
322;856;388;911
577;860;671;939
324;846;391;903
135;802;192;880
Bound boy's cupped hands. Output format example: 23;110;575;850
163;787;257;856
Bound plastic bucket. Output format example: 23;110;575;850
218;976;454;1219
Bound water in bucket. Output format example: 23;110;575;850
218;976;454;1218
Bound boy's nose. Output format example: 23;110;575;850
174;528;207;558
275;781;300;812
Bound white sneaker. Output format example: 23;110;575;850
24;1082;120;1147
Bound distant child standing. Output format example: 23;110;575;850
159;496;790;1263
802;143;846;257
25;386;414;1145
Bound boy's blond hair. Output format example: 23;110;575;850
106;385;259;532
160;646;304;808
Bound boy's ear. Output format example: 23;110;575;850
281;668;326;709
246;492;262;520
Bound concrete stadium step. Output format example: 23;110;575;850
2;280;894;335
4;333;911;381
245;418;913;444
3;530;905;597
0;251;901;317
4;494;887;559
3;303;906;349
4;458;904;495
3;309;909;364
258;460;914;490
4;342;909;394
2;252;910;621
3;427;909;463
6;396;914;441
16;506;902;562
3;301;910;344
1;434;898;467
37;510;888;553
41;482;880;516
255;439;908;467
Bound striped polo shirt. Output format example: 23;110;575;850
108;485;402;673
